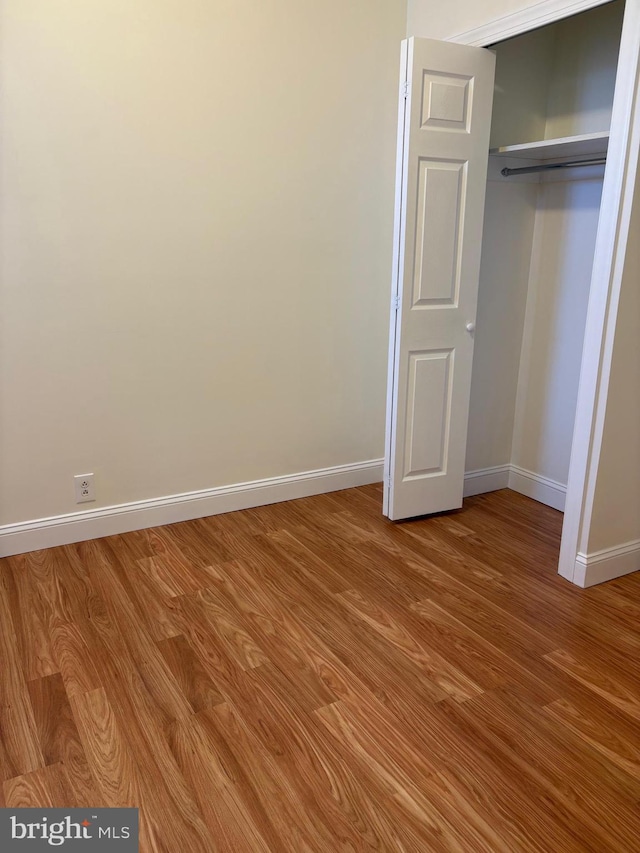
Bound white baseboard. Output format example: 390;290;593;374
508;465;566;511
4;459;636;589
463;465;511;497
463;464;566;511
0;459;384;558
573;540;640;587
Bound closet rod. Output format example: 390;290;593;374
501;157;607;177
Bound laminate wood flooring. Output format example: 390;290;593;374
2;486;639;851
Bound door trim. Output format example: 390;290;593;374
383;42;410;517
450;0;614;46
451;0;640;585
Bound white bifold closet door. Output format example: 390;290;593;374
384;38;496;521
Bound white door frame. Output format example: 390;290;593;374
448;0;640;586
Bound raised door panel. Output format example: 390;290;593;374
412;160;466;306
404;349;454;478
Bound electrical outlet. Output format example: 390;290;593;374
74;473;95;504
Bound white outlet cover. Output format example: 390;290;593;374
74;472;96;503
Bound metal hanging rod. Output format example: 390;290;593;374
501;156;607;177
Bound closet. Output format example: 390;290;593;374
384;0;629;530
467;0;625;512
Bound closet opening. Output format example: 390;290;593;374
466;0;625;518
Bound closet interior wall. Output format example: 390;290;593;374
465;0;625;509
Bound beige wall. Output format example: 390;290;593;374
587;180;640;552
511;177;602;485
0;0;406;524
467;174;603;485
465;178;536;473
545;1;624;139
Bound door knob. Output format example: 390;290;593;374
465;322;475;333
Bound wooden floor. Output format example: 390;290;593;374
1;486;640;851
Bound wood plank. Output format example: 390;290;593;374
0;564;44;780
231;550;449;709
184;585;270;671
4;763;76;809
74;538;194;727
316;699;511;853
201;562;336;712
208;700;346;852
439;689;640;851
156;634;225;713
49;619;103;698
27;672;100;805
71;688;161;852
545;647;640;722
215;672;390;852
2;555;58;680
130;558;183;641
336;587;484;702
544;696;640;783
166;712;272;852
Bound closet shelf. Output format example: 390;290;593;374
489;131;609;161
